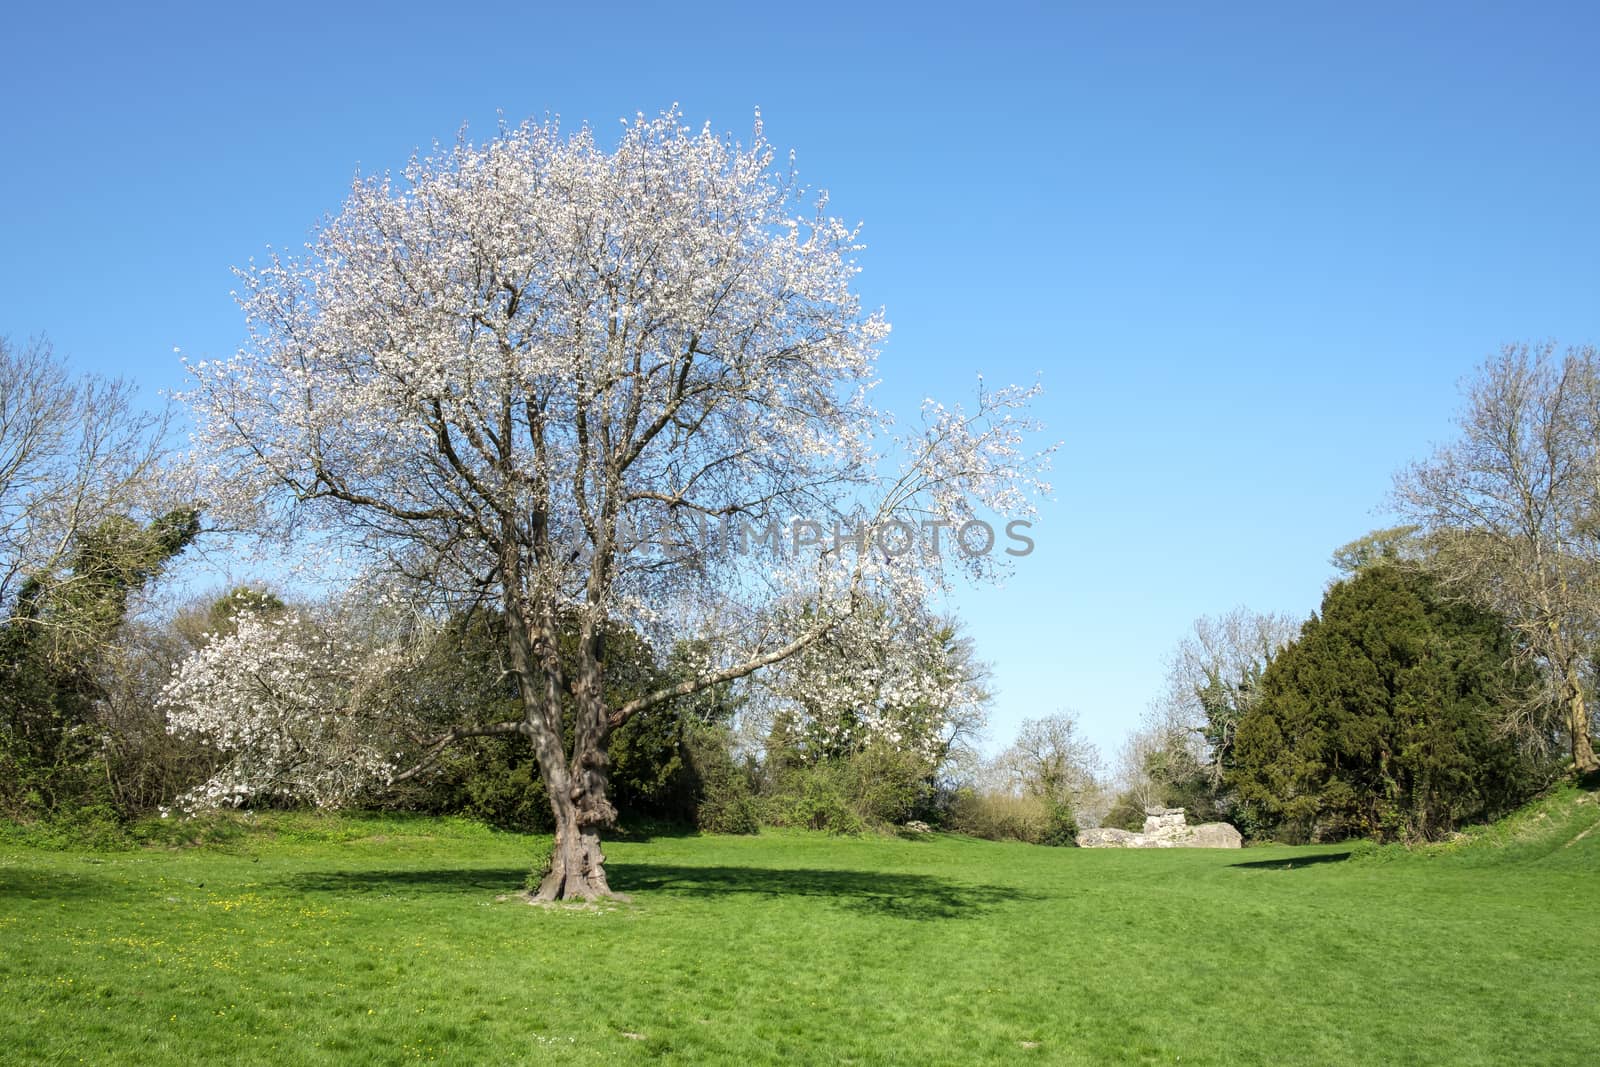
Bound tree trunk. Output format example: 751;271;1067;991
531;790;616;902
524;713;621;902
1567;672;1599;775
495;531;623;902
527;604;623;902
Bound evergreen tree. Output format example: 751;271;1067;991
1232;563;1550;842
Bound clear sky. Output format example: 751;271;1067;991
3;1;1598;758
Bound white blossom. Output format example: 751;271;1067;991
160;609;404;812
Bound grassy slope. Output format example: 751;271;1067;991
2;794;1597;1066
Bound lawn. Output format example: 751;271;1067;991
2;793;1597;1066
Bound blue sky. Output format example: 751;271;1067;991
3;2;1598;757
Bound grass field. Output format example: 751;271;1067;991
3;790;1598;1066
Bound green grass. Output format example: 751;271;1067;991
3;793;1598;1066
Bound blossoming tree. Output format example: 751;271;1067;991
184;109;1050;899
162;608;404;812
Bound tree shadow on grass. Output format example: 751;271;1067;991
282;863;1035;920
0;866;124;904
284;867;531;897
605;862;1036;921
1228;851;1351;871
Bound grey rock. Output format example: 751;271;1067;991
1183;822;1243;848
1142;808;1190;836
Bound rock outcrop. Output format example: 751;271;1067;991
1076;806;1242;849
1183;821;1244;848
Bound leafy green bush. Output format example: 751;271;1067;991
753;739;944;835
379;735;554;834
699;794;762;835
775;766;864;835
1102;791;1147;832
1345;838;1388;862
1039;802;1080;847
607;706;697;822
847;745;936;827
680;724;760;834
460;755;553;834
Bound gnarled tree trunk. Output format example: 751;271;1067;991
534;787;616;901
494;519;622;902
528;721;622;902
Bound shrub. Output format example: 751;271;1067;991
847;745;935;826
460;756;552;834
753;742;943;835
0;803;132;851
682;725;760;834
699;794;762;835
1102;791;1147;832
945;788;1052;843
775;766;864;834
607;706;696;822
1040;802;1080;847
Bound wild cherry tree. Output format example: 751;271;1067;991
185;109;1049;899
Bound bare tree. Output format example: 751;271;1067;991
0;336;176;644
1112;720;1176;814
997;711;1103;813
1396;342;1600;774
1154;607;1300;788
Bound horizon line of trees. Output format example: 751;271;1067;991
5;333;1600;850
